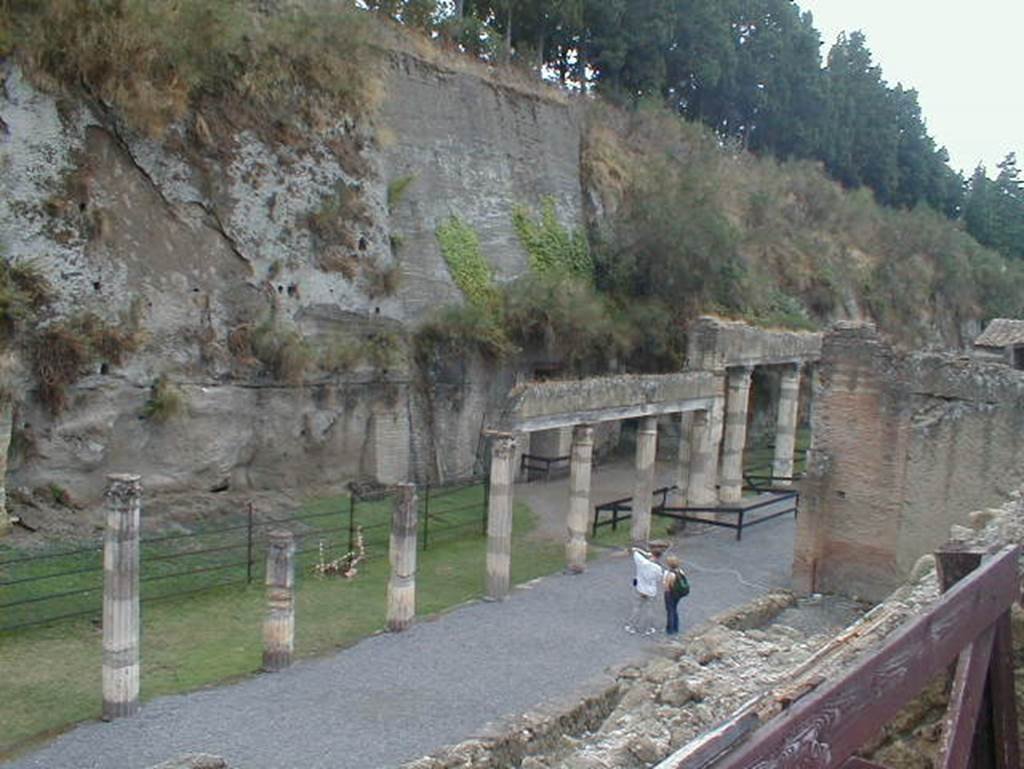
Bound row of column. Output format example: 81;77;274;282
682;362;803;504
485;362;805;600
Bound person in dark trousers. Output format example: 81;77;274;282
662;555;688;636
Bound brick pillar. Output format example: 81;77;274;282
102;474;141;721
676;412;694;504
565;424;594;573
719;366;754;503
486;434;517;600
631;416;658;546
772;363;802;486
387;483;418;631
262;529;295;671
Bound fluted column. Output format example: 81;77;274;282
387;483;418;631
486;434;517;600
772;364;802;486
719;366;754;503
676;412;694;504
263;529;295;671
102;474;141;721
687;408;716;505
631;416;658;546
565;424;594;573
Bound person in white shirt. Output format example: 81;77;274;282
625;546;665;635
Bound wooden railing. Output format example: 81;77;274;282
659;543;1021;769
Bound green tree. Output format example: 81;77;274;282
965;154;1024;261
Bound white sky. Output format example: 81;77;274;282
796;1;1023;177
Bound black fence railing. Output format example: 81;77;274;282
0;541;104;632
420;478;489;550
1;479;492;633
591;484;799;542
592;485;676;536
654;491;800;542
519;453;571;482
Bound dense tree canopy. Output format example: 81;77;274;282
369;0;1020;261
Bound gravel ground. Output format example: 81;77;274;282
4;465;797;769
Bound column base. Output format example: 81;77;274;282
102;698;140;721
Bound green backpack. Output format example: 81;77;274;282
670;568;690;598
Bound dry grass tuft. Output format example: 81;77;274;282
141;375;185;424
10;0;383;139
31;324;89;415
251;320;312;385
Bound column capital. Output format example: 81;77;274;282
106;474;142;505
637;415;657;434
489;433;517;459
572;423;594;443
726;364;755;379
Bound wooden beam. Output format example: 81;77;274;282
940;624;996;769
655;710;760;769
935;542;985;593
936;541;1000;769
714;545;1020;769
989;612;1022;769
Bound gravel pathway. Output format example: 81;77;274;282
4;468;796;769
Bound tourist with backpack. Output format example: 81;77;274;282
662;555;689;636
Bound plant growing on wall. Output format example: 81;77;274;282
512;197;592;279
435;216;499;310
387;174;416;213
141;376;186;424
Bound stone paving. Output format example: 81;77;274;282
3;462;796;769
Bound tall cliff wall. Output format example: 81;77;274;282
0;52;583;500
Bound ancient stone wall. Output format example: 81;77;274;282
0;48;582;499
794;322;1024;601
685;316;822;372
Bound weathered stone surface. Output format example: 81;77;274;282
0;47;579;499
497;373;721;433
795;322;1024;600
656;679;696;707
685;316;822;371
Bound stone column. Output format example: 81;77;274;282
772;363;802;486
262;529;295;671
631;416;658;546
0;400;11;536
719;366;754;504
486;434;517;600
566;424;594;573
675;412;694;504
102;474;141;721
387;483;418;632
687;409;715;505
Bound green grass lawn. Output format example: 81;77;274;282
0;487;563;758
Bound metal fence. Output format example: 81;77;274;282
0;479;491;633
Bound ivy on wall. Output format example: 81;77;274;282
512;197;592;279
436;216;499;309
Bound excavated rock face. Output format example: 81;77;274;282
0;52;583;501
